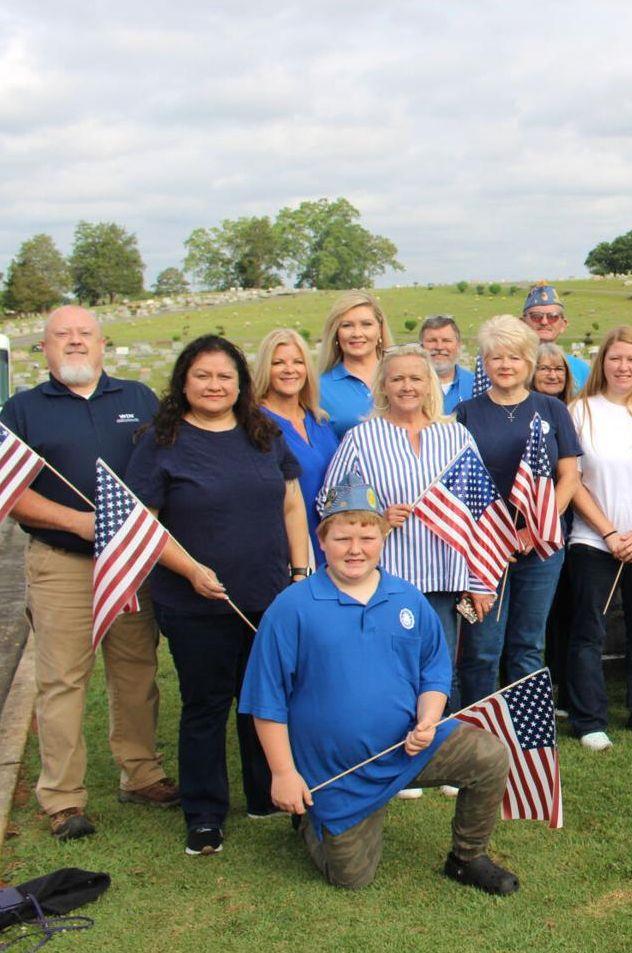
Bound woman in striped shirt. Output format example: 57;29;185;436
317;343;495;713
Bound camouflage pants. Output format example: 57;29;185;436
300;725;509;889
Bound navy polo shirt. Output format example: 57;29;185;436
0;372;158;554
239;567;458;838
319;364;374;439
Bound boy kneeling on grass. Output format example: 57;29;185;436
239;473;519;895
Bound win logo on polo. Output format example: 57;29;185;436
116;413;140;424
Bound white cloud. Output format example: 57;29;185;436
1;0;631;286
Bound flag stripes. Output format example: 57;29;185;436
0;422;45;522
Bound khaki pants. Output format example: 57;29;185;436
301;725;509;889
26;538;166;814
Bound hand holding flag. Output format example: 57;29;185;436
508;413;563;560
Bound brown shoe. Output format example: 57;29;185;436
118;777;180;807
50;808;95;841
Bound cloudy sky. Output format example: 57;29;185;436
1;0;631;287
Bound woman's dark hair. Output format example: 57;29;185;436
149;335;279;450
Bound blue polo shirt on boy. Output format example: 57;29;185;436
0;372;157;554
319;364;373;439
239;566;458;839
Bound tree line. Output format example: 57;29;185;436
585;229;632;276
1;198;403;314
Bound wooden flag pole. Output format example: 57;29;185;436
43;461;96;510
603;562;624;616
308;668;549;794
97;458;258;633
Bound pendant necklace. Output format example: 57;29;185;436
502;403;520;422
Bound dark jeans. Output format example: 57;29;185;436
544;550;573;709
567;545;632;735
154;605;274;830
459;547;564;708
425;591;461;712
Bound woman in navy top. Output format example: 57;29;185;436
456;316;581;708
318;291;394;438
126;335;309;857
254;328;339;566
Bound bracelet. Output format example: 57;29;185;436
290;567;309;577
602;530;617;541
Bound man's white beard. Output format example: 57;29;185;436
58;363;97;386
432;357;457;377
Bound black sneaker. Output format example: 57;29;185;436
444;852;519;896
50;808;96;841
185;826;223;856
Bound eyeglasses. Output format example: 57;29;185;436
525;311;564;325
536;365;566;376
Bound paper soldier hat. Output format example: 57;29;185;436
321;471;381;520
523;282;564;313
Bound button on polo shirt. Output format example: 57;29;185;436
240;566;458;838
0;372;158;554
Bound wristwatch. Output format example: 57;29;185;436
290;567;310;578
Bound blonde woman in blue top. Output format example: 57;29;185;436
318;344;495;711
318;291;394;439
254;329;339;566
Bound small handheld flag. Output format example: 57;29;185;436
413;446;518;591
92;459;168;650
472;353;491;398
0;421;45;523
508;413;563;560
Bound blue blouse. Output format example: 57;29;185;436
262;408;338;565
319;364;373;438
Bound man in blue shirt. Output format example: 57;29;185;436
420;315;474;413
522;283;590;391
0;306;178;841
240;474;518;895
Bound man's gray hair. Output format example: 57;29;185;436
419;314;461;342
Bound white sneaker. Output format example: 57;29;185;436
439;785;459;798
395;788;423;799
554;708;569;720
580;731;613;752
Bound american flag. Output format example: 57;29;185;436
472;353;491;397
454;668;562;828
508;413;563;560
413;446;518;591
92;459;168;650
0;421;45;523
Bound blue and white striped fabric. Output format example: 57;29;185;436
317;417;490;594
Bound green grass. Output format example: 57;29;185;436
2;648;631;953
10;279;632;396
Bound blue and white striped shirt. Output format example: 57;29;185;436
317;416;488;594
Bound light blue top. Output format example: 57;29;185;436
319;363;373;439
239;566;457;838
565;353;590;392
443;364;475;414
261;408;338;565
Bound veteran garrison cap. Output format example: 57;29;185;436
321;471;381;521
523;281;564;312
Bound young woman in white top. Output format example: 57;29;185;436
567;326;632;751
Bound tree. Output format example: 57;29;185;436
70;222;144;305
3;234;70;313
184;217;283;290
275;197;403;289
585;230;632;275
152;267;189;296
456;280;468;293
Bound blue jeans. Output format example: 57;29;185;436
459;548;564;708
424;591;460;712
154;605;274;830
567;544;632;735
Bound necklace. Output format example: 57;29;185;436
501;403;520;422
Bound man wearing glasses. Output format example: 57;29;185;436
522;283;590;392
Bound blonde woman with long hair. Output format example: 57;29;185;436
318;291;394;438
318;344;485;716
566;326;632;751
254;328;338;566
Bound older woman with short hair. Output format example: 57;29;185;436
254;328;338;565
456;316;581;707
318;343;492;713
318;291;394;438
